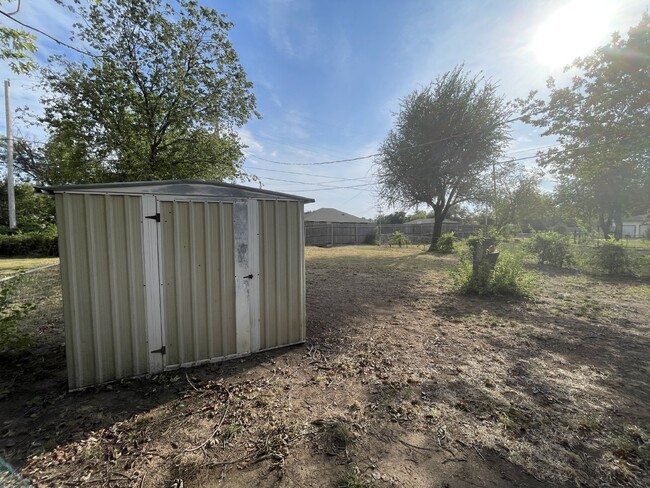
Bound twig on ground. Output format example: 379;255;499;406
474;445;487;464
207;452;255;467
185;373;199;392
185;390;231;453
399;439;434;451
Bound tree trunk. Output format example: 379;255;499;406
428;207;444;252
614;213;623;240
598;211;612;239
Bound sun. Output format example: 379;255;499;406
532;0;615;69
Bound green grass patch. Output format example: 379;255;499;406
0;257;59;277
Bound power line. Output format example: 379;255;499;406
244;114;531;166
0;10;98;58
242;164;374;182
259;176;375;192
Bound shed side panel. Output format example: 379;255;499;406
160;201;236;367
57;193;147;389
258;200;306;350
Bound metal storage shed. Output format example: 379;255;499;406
41;180;314;390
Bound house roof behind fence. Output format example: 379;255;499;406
407;218;459;225
37;180;315;203
304;207;371;223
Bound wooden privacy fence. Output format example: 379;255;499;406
304;221;483;246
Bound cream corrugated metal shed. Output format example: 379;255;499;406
41;180;314;390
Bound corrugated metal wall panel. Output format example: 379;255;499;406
160;201;236;367
56;193;147;390
258;200;305;350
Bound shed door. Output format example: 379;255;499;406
158;199;238;368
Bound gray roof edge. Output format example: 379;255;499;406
36;179;315;203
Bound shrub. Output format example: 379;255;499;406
592;238;633;276
435;231;455;253
0;278;35;354
0;230;58;257
453;244;534;297
388;231;410;247
525;231;573;268
363;228;378;245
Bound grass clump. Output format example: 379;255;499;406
337;466;372;488
0;278;35;354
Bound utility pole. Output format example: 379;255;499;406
4;80;16;230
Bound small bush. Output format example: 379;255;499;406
592;239;633;276
363;229;378;245
453;245;534;297
0;279;35;354
388;231;410;247
435;231;455;253
0;230;58;257
525;231;573;268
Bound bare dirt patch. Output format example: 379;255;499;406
1;246;648;487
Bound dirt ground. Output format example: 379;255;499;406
1;246;648;487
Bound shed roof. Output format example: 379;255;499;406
304;207;370;223
38;180;315;203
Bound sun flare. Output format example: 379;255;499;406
532;0;615;68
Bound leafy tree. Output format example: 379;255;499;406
0;1;37;73
35;0;258;184
375;66;512;250
377;211;407;224
519;14;650;239
408;211;428;221
0;180;55;230
485;163;555;231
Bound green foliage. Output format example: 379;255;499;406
519;14;650;239
408;210;427;221
453;243;534;297
378;211;406;224
0;279;34;354
591;239;633;276
0;180;56;228
435;231;455;253
376;66;512;246
36;0;258;184
337;467;371;488
388;231;410;247
526;231;573;268
0;230;58;257
0;2;37;74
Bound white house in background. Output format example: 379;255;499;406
621;215;649;238
304;208;370;223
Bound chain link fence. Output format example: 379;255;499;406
0;263;63;328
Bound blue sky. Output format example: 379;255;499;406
1;0;648;218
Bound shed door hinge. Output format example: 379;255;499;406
151;345;166;355
145;213;160;222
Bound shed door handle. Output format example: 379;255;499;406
243;274;254;279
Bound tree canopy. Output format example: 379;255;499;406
0;1;37;74
32;0;258;184
375;66;512;249
519;13;650;239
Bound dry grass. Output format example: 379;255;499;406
0;245;648;487
0;257;59;277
